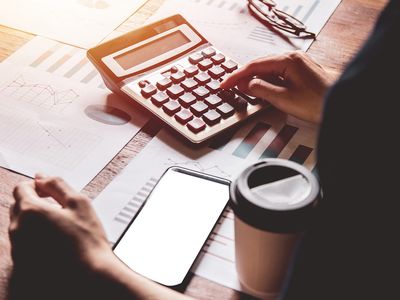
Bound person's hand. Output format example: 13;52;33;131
8;175;194;300
9;175;112;268
8;175;117;299
221;51;334;124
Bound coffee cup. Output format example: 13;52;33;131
230;158;320;300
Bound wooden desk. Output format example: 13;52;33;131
0;0;388;299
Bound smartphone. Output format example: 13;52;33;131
113;167;230;287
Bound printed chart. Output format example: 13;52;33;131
0;106;102;170
150;0;341;64
0;63;149;190
5;37;106;89
1;75;79;113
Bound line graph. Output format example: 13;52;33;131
165;158;232;178
0;104;102;170
37;122;72;149
0;75;79;113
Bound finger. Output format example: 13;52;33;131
35;173;49;198
246;78;290;109
221;56;288;89
12;181;57;216
35;177;87;209
235;77;254;95
13;181;40;208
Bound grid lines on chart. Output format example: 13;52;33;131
31;122;103;170
165;158;231;178
0;75;79;113
0;105;102;170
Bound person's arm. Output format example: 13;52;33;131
221;51;334;124
9;175;194;300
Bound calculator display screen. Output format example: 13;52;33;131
115;31;191;70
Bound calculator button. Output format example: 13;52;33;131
234;88;261;105
232;95;248;111
221;60;238;73
175;109;194;124
190;102;209;117
170;66;179;73
193;86;210;99
189;53;204;64
217;103;235;118
187;118;206;133
208;65;226;79
247;96;262;105
156;77;172;90
194;72;211;85
141;84;157;98
204;94;223;108
138;80;149;88
178;93;197;108
166;85;185;99
205;80;221;93
218;73;230;82
170;71;186;83
218;89;236;102
211;53;226;64
151;91;169;107
163;100;181;116
202;48;217;58
198;58;213;71
203;110;222;125
181;78;198;91
184;65;199;77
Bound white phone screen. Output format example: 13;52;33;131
113;167;230;286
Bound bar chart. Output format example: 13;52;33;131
114;177;158;225
5;37;106;89
208;111;317;171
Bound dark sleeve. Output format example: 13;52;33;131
283;1;400;299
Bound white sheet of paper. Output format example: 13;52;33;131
0;63;148;190
5;36;107;90
148;0;341;64
93;109;317;290
0;0;148;49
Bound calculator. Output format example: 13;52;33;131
88;14;268;144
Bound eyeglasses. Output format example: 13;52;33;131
247;0;316;39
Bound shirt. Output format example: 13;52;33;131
283;1;400;299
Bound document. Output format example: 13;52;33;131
5;37;107;90
0;63;148;190
0;0;148;49
93;109;318;290
149;0;342;64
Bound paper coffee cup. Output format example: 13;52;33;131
230;159;320;300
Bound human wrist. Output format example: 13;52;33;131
87;249;194;300
86;246;121;276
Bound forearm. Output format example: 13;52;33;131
92;251;194;300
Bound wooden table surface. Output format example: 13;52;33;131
0;0;388;299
